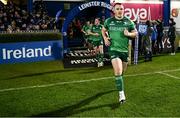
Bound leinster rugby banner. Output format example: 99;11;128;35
0;40;63;64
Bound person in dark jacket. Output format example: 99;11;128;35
156;19;164;53
168;18;176;55
142;20;153;61
151;21;158;55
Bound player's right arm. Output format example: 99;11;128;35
88;30;99;36
81;26;88;35
88;26;99;36
102;26;110;46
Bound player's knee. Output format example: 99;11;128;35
115;73;122;76
114;70;123;76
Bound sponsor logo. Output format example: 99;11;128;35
162;37;171;49
123;22;128;25
122;3;163;21
63;49;111;68
109;26;125;31
2;46;51;60
70;58;110;65
71;58;97;64
116;21;121;23
124;7;149;21
66;50;93;57
109;22;115;26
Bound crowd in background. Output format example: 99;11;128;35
67;19;83;40
71;17;177;62
137;19;164;61
0;0;57;33
67;17;105;40
137;18;176;61
0;0;177;58
67;16;176;60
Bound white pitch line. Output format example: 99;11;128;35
0;77;114;93
157;72;180;79
0;68;180;93
125;68;180;77
159;68;180;73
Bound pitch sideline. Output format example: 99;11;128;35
0;68;180;93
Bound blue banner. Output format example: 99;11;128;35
163;0;170;26
0;40;63;64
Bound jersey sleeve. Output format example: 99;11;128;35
128;20;135;31
103;18;109;30
82;25;85;31
90;25;94;32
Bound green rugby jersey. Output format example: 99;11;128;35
91;24;103;42
104;16;135;52
82;24;91;39
82;24;91;33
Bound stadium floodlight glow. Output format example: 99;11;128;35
0;0;7;5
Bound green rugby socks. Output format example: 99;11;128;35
99;53;104;63
97;53;103;63
115;75;124;91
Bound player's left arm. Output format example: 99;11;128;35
124;21;138;38
124;28;138;38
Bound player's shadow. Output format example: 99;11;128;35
3;69;75;80
32;89;120;117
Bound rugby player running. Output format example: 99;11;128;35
102;3;138;103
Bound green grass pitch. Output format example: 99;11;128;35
0;53;180;117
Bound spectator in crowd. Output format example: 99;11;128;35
0;19;5;31
7;25;13;33
67;23;74;40
142;20;153;61
151;21;158;55
168;18;176;55
156;19;164;53
0;0;57;32
138;31;143;56
72;19;83;40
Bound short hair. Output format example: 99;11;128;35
112;3;124;12
146;20;151;27
113;2;122;7
95;17;100;20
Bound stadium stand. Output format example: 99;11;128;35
0;0;57;32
